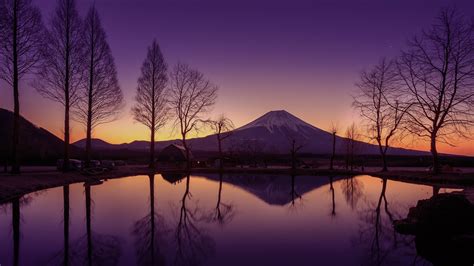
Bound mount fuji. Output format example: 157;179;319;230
74;110;427;155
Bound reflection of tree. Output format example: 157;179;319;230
356;178;417;265
341;176;363;209
206;173;235;226
132;175;169;266
173;175;216;265
289;175;302;210
46;185;82;266
329;176;336;217
73;184;122;265
5;192;43;266
12;197;20;266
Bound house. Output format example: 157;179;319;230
156;144;193;170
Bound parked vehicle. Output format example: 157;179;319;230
101;160;116;170
56;159;83;171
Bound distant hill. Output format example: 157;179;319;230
73;110;429;156
0;108;81;163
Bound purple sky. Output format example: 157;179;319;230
1;0;474;154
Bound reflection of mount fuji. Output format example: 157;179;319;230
200;174;345;206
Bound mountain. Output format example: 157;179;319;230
0;108;81;162
73;110;427;155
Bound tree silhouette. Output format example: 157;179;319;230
328;176;336;217
76;6;123;168
132;40;169;169
132;175;170;265
329;123;338;170
397;8;474;174
354;58;411;172
12;197;20;266
205;173;235;226
355;178;416;265
341;176;363;210
0;0;44;174
344;123;360;171
46;185;83;266
71;183;122;265
34;0;84;171
207;115;234;171
173;175;216;265
169;63;218;171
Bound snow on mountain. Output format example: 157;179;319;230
73;109;428;155
237;110;317;133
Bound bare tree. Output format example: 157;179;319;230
76;6;123;167
397;8;474;174
34;0;84;171
132;40;169;169
329;122;338;170
208;114;234;171
344;123;360;171
169;63;218;170
0;0;44;173
354;59;411;172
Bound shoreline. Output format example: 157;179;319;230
0;166;473;204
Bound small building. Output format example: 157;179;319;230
156;144;193;170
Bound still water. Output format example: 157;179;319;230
0;174;456;266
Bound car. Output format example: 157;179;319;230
56;159;83;171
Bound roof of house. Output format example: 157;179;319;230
158;143;194;160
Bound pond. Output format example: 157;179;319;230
0;174;458;265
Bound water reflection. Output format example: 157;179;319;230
355;178;418;266
77;182;122;265
0;174;458;265
174;175;216;265
47;186;74;265
206;173;235;226
329;176;336;217
12;197;20;266
341;176;364;210
132;174;169;266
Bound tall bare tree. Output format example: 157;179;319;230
208;114;234;171
132;40;169;169
169;63;218;170
76;6;123;167
354;59;411;172
397;8;474;174
34;0;84;171
0;0;44;173
329;122;338;170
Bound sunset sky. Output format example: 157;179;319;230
1;0;473;155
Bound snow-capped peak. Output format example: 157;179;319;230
236;110;317;133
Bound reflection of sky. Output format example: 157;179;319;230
0;174;440;265
0;0;473;155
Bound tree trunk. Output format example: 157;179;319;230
63;4;71;172
430;134;440;175
85;24;94;169
149;128;155;169
11;0;20;174
330;132;336;170
64;99;70;172
218;135;223;172
183;136;191;172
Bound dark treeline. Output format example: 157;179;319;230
353;7;474;174
1;2;472;175
0;0;224;174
